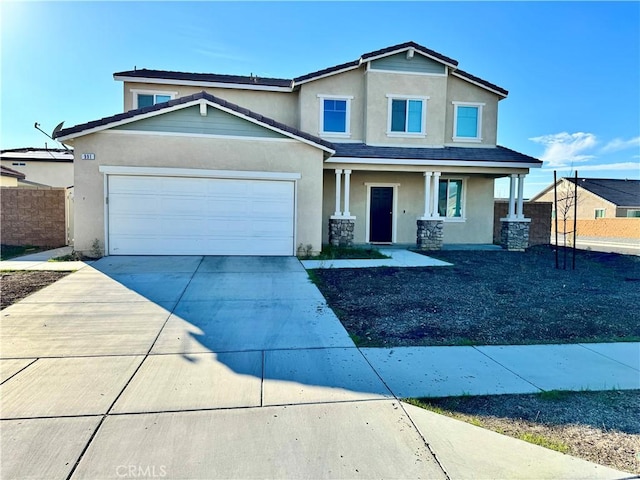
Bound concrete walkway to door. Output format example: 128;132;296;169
0;254;633;479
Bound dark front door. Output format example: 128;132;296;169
370;187;393;243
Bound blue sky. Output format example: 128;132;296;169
1;1;638;197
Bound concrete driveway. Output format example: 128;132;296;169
0;256;629;479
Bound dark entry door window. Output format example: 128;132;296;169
370;187;393;243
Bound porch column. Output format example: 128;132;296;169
517;174;525;219
508;174;517;219
422;172;432;218
334;169;342;217
343;169;352;216
431;172;441;217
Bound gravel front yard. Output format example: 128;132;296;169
313;246;640;347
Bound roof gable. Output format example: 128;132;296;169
113;105;287;139
54;91;334;153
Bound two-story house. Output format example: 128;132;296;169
54;42;541;256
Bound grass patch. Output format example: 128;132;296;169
306;269;322;286
298;245;389;260
538;390;572;401
0;244;44;261
517;432;570;453
49;251;84;262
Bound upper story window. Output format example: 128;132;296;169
453;102;484;142
438;179;464;219
132;90;177;109
386;95;428;137
594;208;606;219
318;95;352;137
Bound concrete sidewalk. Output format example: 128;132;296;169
0;245;92;271
1;253;636;479
301;247;452;269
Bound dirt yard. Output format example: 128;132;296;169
313;246;640;347
1;271;70;309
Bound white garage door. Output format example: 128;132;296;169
107;175;295;255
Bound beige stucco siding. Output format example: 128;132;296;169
445;75;499;146
0;161;74;188
322;171;495;244
440;176;494;243
364;71;448;146
533;181;617;219
71;132;324;255
298;68;366;141
123;82;299;126
0;176;18;187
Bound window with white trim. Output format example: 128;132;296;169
318;95;352;136
132;90;177;109
386;95;428;135
627;210;640;218
452;102;484;141
594;208;606;219
438;179;464;218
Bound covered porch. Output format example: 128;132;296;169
323;144;540;251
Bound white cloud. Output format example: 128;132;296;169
529;132;597;167
600;136;640;153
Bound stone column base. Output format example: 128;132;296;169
329;217;356;247
500;218;531;251
416;219;444;250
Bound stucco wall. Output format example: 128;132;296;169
123;82;299;127
72;132;324;255
445;75;499;146
322;171;495;245
298;68;366;141
364;71;448;146
0;176;18;187
0;160;74;188
1;187;67;247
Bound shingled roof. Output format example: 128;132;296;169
115;41;506;97
0;165;26;179
54;91;335;152
114;69;292;88
332;143;541;166
566;178;640;207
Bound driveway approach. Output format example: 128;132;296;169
0;256;630;479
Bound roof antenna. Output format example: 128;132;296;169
34;122;70;151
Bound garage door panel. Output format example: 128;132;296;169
107;175;295;255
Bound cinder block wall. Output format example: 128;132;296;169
1;187;67;247
554;218;640;239
494;201;552;246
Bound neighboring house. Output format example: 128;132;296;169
0;148;74;188
54;41;542;256
530;177;640;240
531;178;640;219
0;165;26;187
